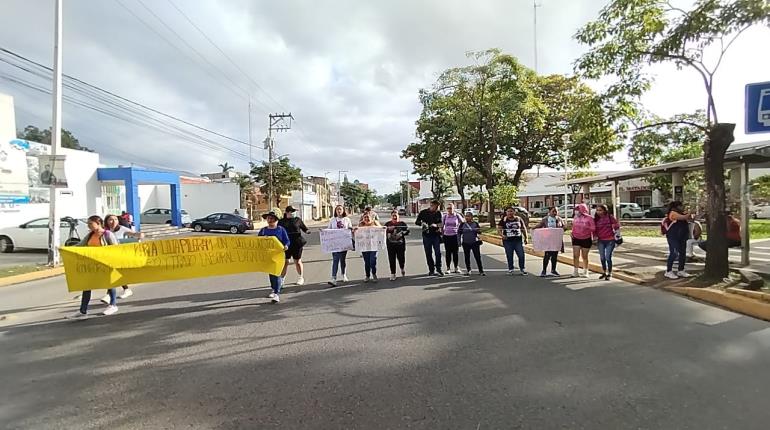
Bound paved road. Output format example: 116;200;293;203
0;249;48;268
2;222;770;429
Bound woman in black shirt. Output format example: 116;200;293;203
385;211;410;281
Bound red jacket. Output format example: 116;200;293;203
594;215;619;241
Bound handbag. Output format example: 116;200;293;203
614;229;623;246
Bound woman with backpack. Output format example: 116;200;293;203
442;203;464;274
571;203;596;278
663;201;694;279
68;215;120;319
594;204;620;280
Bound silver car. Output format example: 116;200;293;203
141;208;192;226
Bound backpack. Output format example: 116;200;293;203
660;217;673;236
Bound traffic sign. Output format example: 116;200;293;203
746;81;770;134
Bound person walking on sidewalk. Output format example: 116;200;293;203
327;205;353;287
278;206;310;286
663;201;694;279
571;203;596;278
68;215;119;319
416;200;444;277
101;214;144;302
458;211;485;276
442;203;464;274
686;219;703;260
258;211;290;303
384;211;410;281
534;207;565;277
358;213;382;283
498;207;529;275
593;205;620;280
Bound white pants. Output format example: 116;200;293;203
686;239;699;257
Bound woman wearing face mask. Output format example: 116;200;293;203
570;203;596;278
534;207;565;277
357;213;382;283
278;206;310;286
442;204;464;274
327;205;353;287
593;204;620;280
68;215;119;319
100;214;144;302
384;210;410;281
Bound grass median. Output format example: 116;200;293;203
0;265;49;279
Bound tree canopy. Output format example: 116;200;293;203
17;125;91;152
249;156;302;207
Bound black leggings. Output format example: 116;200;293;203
542;251;558;273
444;235;459;269
387;242;406;274
462;242;483;272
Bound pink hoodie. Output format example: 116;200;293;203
571;204;596;239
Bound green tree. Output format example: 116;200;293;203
218;162;234;173
249;156;302;208
575;0;770;280
751;175;770;204
233;174;254;216
384;191;402;208
340;179;364;212
489;185;520;210
17;125;91;151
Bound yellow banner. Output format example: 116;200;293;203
60;236;285;292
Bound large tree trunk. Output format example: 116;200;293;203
486;178;496;228
703;123;735;281
512;165;526;187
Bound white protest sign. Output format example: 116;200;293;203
533;228;564;252
354;227;387;252
319;229;355;253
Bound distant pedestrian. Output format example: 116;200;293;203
534;207;565;277
458;211;485;276
358;213;382;283
278;206;310;286
442;203;464;273
593;204;620;280
498;206;529;275
384;211;410;281
102;214;144;302
68;215;119;320
570;203;596;278
662;201;693;279
119;211;133;228
361;206;379;223
416;200;444;277
258;211;290;303
686;219;703;259
327;205;353;287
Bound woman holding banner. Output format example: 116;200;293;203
258;211;291;304
385;210;410;281
68;215;119;319
101;214;144;301
534;207;565;277
327;205;353;287
357;213;382;283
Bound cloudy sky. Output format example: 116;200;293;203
0;0;768;194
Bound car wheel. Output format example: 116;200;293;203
229;226;239;234
622;213;631;219
0;236;14;253
193;224;203;232
752;213;758;219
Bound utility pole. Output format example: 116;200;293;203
324;171;331;218
338;170;348;209
248;99;252;164
533;1;541;73
47;0;63;266
266;113;293;211
563;134;571;221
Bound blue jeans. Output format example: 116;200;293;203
503;238;525;271
269;274;283;294
597;240;616;273
422;234;442;273
332;251;348;278
362;251;378;277
666;235;687;272
79;288;116;314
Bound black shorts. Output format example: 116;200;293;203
285;245;304;260
571;237;593;249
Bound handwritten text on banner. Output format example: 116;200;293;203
354;227;387;252
319;229;354;253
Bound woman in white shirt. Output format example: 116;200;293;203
102;214;144;301
327;205;353;286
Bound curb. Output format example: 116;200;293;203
0;267;65;288
665;286;770;322
479;233;647;285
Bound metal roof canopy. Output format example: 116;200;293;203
550;140;770;187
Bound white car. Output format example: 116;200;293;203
0;217;90;253
463;208;479;216
140;208;192;226
752;204;770;219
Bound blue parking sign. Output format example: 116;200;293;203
746;81;770;134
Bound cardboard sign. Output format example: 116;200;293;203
319;228;354;253
354;227;387;252
533;228;564;252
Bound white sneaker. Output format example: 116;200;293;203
664;271;679;280
676;271;692;278
328;278;337;287
68;311;88;320
343;274;349;282
583;270;590;279
297;276;305;286
119;288;133;299
102;305;118;316
271;294;280;304
507;270;515;275
453;268;461;274
99;294;111;305
390;274;396;281
572;268;580;278
466;269;473;276
267;292;277;299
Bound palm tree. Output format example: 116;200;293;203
218;162;234;173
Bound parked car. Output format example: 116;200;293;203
397;208;407;216
558;204;575;218
643;206;667;218
141;208;192;226
0;217;89;253
463;207;480;216
619;202;644;219
752;204;770;219
190;213;254;234
530;207;551;217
